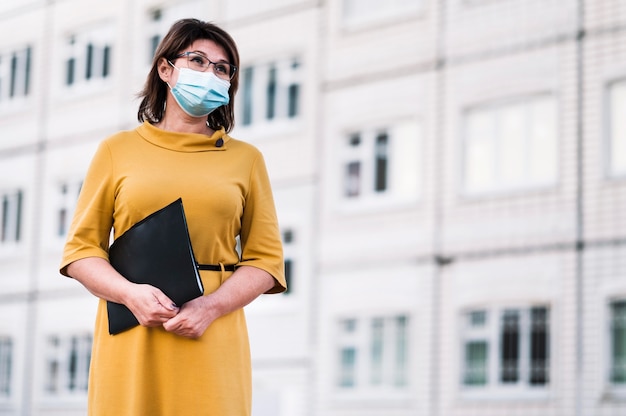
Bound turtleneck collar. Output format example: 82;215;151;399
136;121;230;152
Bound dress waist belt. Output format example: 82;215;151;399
197;264;236;272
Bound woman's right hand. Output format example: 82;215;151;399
65;257;179;327
124;284;180;327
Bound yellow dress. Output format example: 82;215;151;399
60;121;285;416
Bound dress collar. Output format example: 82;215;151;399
136;121;230;152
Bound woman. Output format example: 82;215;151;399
60;18;286;415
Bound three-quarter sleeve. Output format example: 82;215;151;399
238;153;286;293
59;141;116;276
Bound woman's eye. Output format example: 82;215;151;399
215;64;228;74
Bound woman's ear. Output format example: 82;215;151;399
157;57;172;83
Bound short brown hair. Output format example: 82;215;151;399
137;18;240;132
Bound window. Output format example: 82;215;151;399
239;57;302;127
461;306;550;394
463;95;558;194
0;337;12;398
147;9;164;61
610;300;626;385
57;180;82;237
342;0;422;27
0;45;31;108
145;1;207;64
1;189;23;244
340;122;420;205
64;25;113;88
336;315;409;394
45;333;92;396
608;80;626;177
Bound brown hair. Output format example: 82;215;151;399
137;18;240;132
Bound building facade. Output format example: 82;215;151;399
0;0;625;415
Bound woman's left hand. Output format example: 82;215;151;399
162;296;217;338
162;266;276;338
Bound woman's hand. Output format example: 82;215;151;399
125;284;180;327
162;295;217;338
162;265;276;338
65;257;180;327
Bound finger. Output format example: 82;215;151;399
153;292;179;312
162;314;180;331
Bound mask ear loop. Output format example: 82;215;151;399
164;61;178;90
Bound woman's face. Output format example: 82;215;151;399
159;38;230;88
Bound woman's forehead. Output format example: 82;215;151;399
186;39;228;60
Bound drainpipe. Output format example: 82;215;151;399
574;0;586;415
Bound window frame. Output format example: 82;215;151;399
0;45;32;113
459;305;552;400
460;93;559;197
0;189;23;248
61;24;114;97
336;120;422;211
55;180;82;239
333;313;411;403
43;332;92;399
236;56;303;135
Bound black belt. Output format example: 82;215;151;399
197;263;236;272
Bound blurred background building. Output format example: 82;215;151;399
0;0;625;415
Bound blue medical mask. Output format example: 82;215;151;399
168;65;230;117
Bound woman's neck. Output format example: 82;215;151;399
155;107;214;136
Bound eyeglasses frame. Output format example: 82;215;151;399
174;51;238;80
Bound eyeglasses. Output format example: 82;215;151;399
174;51;237;80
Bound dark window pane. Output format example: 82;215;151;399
9;53;17;97
58;209;67;237
345;161;360;197
15;190;22;242
266;66;276;120
151;8;162;20
24;47;31;95
288;84;299;118
375;132;388;192
283;259;292;295
68;337;78;391
530;307;549;385
283;229;294;243
66;58;75;86
85;43;93;80
501;310;519;383
84;335;92;391
242;67;254;126
102;45;111;78
1;195;8;242
612;300;626;383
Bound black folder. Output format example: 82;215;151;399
106;198;204;335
